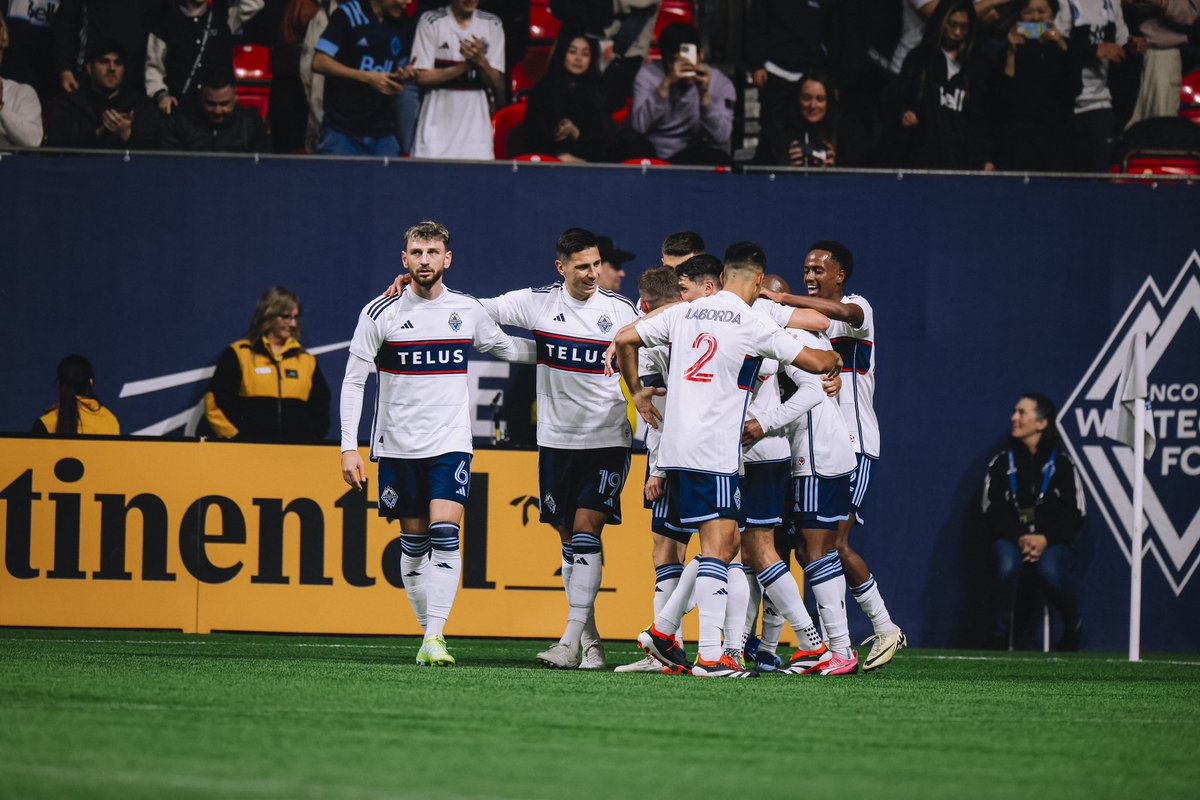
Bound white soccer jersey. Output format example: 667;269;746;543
828;293;879;458
481;283;639;450
639;344;670;477
343;287;535;459
755;330;856;478
410;7;504;160
743;298;796;464
635;291;805;475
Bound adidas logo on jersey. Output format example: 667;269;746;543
401;320;414;329
456;487;467;496
357;37;369;47
438;42;450;50
553;313;566;322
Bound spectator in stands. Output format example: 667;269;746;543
53;0;158;98
146;0;262;117
892;0;1014;75
44;41;161;149
630;22;735;165
1;0;59;99
0;14;42;147
32;355;120;436
982;393;1085;651
160;71;272;151
204;286;331;444
299;0;337;152
888;0;996;170
754;69;838;167
746;0;829;135
1121;0;1199;128
522;31;616;161
596;235;635;292
311;0;417;156
1056;0;1134;170
411;0;504;160
272;0;323;152
993;0;1078;171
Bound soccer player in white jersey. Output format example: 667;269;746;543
480;228;641;669
761;240;906;671
339;221;536;667
614;248;841;678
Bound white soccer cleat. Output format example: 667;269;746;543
861;628;906;671
613;655;665;673
580;640;607;670
536;642;581;670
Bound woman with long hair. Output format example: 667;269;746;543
33;355;120;436
888;0;996;170
521;31;616;162
754;69;839;167
203;286;330;443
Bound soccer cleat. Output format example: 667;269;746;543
744;634;761;662
691;652;758;678
804;649;858;676
861;628;907;671
637;626;691;674
783;642;830;675
580;640;607;670
754;649;784;673
417;635;455;667
613;655;666;673
536;642;581;670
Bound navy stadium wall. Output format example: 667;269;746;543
1;152;1198;652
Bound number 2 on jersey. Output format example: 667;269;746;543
684;333;717;383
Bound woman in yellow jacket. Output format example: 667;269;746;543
204;286;330;443
33;355;121;435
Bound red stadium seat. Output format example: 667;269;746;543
611;99;631;126
1112;149;1200;180
653;1;695;40
233;44;272;122
513;154;561;162
492;103;528;159
530;0;559;43
622;157;671;166
1181;71;1200;124
512;46;552;99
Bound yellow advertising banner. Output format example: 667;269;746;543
0;438;800;644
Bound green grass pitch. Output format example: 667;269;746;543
1;629;1197;799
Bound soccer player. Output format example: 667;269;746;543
761;241;906;671
481;228;640;669
339;220;535;667
660;230;705;269
615;246;840;677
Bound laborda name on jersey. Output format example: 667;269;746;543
831;336;873;374
533;330;612;375
376;339;471;375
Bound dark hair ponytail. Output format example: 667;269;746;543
54;355;96;435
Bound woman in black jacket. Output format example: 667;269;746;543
754;69;839;167
888;0;996;170
521;31;615;162
993;0;1079;171
982;393;1086;650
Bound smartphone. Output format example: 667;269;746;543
1016;21;1047;39
678;43;698;74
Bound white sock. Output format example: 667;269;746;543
695;557;730;662
804;550;851;657
425;522;462;639
560;542;573;593
851;574;899;634
561;532;602;649
399;534;430;631
654;556;699;636
745;572;763;645
759;560;822;651
653;563;683;646
722;563;750;653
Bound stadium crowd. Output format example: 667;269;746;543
3;0;1200;168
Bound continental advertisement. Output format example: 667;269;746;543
0;437;803;643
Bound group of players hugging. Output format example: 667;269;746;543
339;221;905;677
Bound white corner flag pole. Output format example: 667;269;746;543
1130;377;1145;663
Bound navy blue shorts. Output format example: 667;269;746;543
650;490;698;543
790;474;851;531
741;459;790;528
849;454;877;525
658;469;744;534
377;452;472;519
538;446;629;529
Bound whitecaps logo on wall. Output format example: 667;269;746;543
1059;252;1200;596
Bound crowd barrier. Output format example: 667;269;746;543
1;152;1197;650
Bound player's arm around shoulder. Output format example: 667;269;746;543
471;299;537;363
